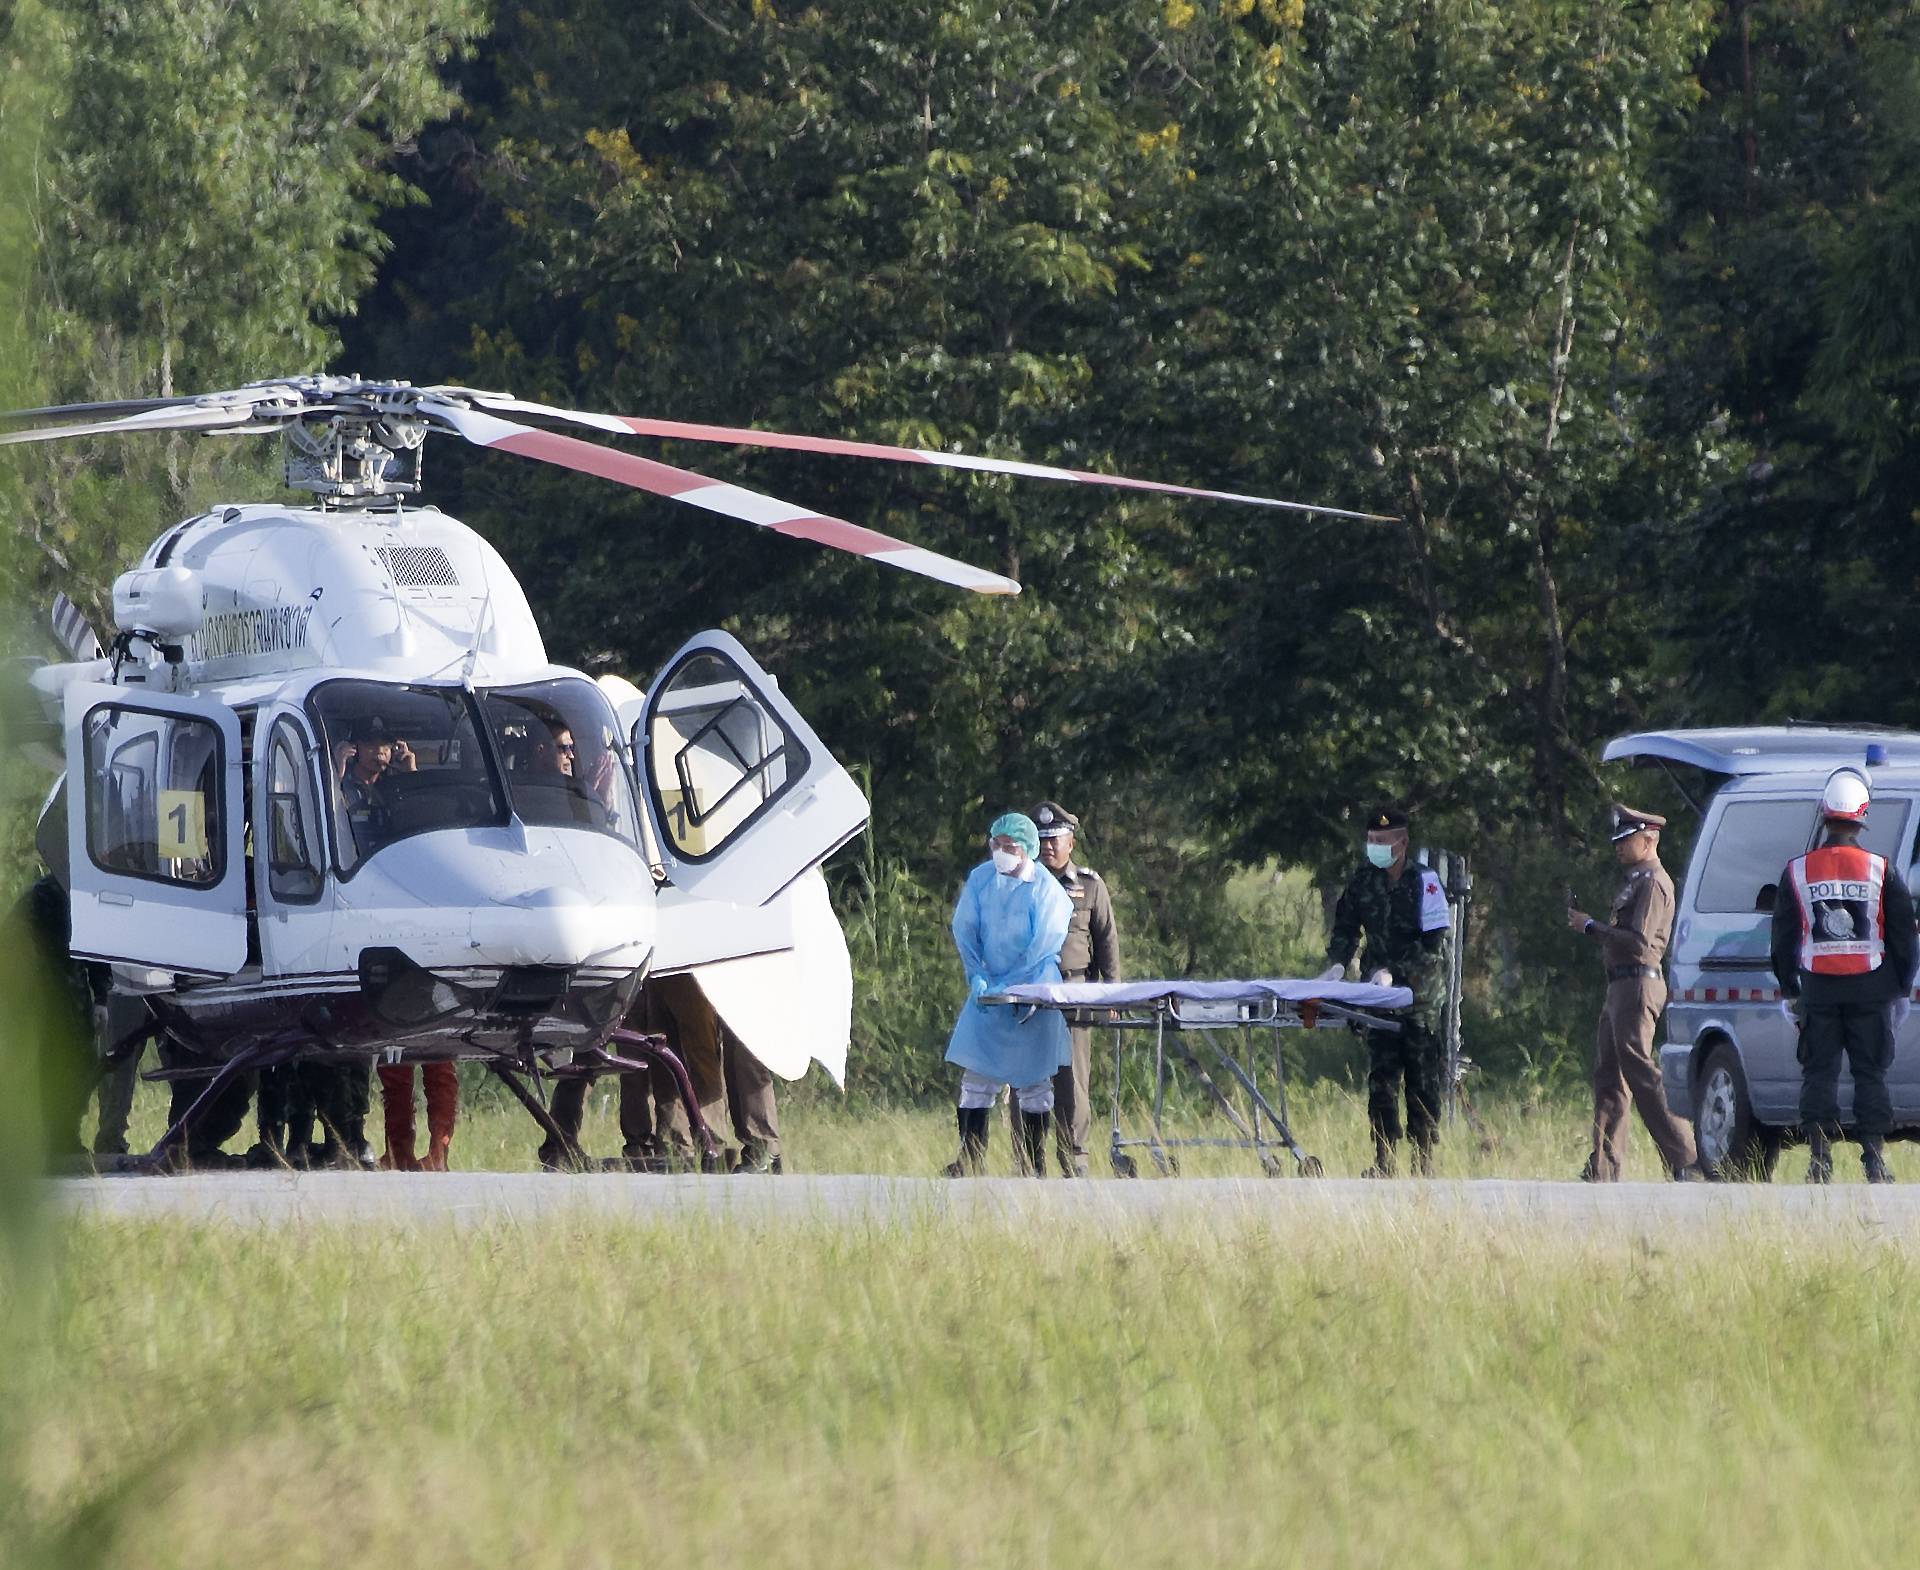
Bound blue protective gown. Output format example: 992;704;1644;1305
944;859;1074;1086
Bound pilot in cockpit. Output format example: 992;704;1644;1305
336;716;415;801
333;715;416;855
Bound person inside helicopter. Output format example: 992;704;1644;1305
488;688;634;842
331;714;417;863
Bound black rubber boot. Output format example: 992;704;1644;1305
943;1107;989;1177
1862;1136;1896;1185
1019;1111;1051;1178
1362;1137;1398;1179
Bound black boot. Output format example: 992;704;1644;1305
1019;1111;1051;1178
1862;1136;1896;1185
1362;1137;1398;1179
1806;1126;1834;1185
943;1107;989;1177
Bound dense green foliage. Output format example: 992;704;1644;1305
10;1;1920;1088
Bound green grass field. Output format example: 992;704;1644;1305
7;1198;1918;1568
13;1076;1910;1566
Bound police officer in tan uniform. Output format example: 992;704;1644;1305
1568;804;1708;1181
1012;800;1121;1177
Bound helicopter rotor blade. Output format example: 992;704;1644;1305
49;593;103;663
0;395;212;422
420;399;1022;597
0;403;266;445
448;390;1398;524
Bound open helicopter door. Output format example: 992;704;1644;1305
62;683;248;976
635;630;868;908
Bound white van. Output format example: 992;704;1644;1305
1604;726;1920;1176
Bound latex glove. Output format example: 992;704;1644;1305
1895;998;1912;1032
1316;964;1345;982
970;975;990;998
1367;968;1393;987
1778;997;1800;1026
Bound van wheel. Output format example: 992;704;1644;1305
1692;1043;1779;1181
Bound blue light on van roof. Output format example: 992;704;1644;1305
1867;743;1890;767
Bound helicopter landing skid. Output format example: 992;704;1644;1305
489;1060;590;1169
491;1030;720;1170
601;1029;721;1163
134;1037;306;1173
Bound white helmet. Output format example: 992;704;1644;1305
1820;766;1871;823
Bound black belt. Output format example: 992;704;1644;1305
1607;965;1661;982
1062;969;1089;982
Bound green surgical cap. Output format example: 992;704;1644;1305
989;812;1039;857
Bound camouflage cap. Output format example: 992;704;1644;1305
1609;802;1666;842
1032;800;1079;839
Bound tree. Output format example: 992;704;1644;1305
1648;1;1920;729
0;0;486;638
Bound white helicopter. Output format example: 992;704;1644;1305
2;375;1387;1168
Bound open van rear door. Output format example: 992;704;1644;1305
1604;728;1920;774
633;630;868;908
63;683;248;976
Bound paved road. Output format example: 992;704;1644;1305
46;1171;1920;1232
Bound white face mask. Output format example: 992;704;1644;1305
1365;842;1396;869
991;848;1023;876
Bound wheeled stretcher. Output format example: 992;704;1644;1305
984;979;1411;1177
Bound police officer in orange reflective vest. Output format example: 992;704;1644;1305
1770;767;1918;1184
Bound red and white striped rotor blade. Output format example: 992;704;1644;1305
449;390;1397;523
421;400;1020;597
0;403;264;446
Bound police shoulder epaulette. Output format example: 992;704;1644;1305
1079;866;1101;881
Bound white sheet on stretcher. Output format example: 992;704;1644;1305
994;978;1413;1011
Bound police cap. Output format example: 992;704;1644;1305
1608;802;1667;842
1032;800;1079;839
1366;806;1408;832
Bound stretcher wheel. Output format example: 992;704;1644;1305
1259;1152;1285;1178
1110;1151;1138;1179
1298;1155;1325;1179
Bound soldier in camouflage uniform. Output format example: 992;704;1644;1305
1319;807;1452;1177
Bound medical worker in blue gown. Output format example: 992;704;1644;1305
943;812;1074;1177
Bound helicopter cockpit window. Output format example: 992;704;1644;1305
481;680;640;848
265;719;324;902
306;681;505;875
645;651;807;862
82;704;225;887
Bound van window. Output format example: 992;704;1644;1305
1695;799;1815;913
1858;798;1911;866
